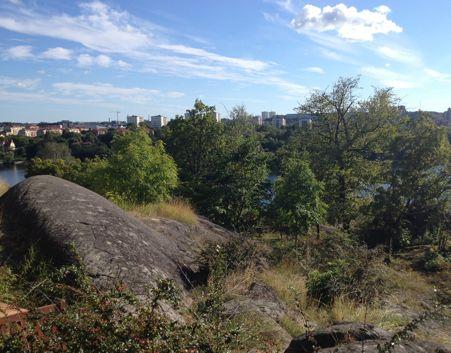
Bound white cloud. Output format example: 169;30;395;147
96;54;111;67
424;68;451;82
271;0;297;14
3;45;33;59
166;91;185;98
77;54;112;67
0;76;40;89
157;44;269;71
54;82;159;103
0;1;304;96
376;46;421;66
53;82;186;104
304;66;324;74
116;59;131;69
0;2;267;72
40;47;73;60
361;66;417;88
291;4;402;41
0;89;117;108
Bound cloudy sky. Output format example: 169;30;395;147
1;0;450;122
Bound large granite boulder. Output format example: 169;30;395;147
0;175;234;295
284;322;449;353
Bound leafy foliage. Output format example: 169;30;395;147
363;114;450;250
27;129;178;204
272;158;326;241
296;77;400;228
0;250;256;353
102;128;178;203
163;101;268;231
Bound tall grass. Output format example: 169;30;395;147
258;262;409;332
123;199;198;225
0;180;8;197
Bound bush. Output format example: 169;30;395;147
104;129;178;203
306;248;384;306
306;260;347;305
423;248;448;272
199;239;268;282
0;260;255;353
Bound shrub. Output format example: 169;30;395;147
199;239;268;282
0;260;255;353
306;249;384;306
423;248;448;272
306;260;347;305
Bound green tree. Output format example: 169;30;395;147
163;99;224;195
272;158;327;244
163;102;269;231
35;141;72;160
364;113;450;251
297;77;400;229
28;129;178;205
103;128;178;203
27;158;82;180
206;136;268;232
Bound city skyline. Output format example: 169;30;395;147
1;0;451;122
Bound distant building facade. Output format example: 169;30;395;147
262;111;276;120
213;112;221;122
252;115;263;126
18;127;38;137
2;139;15;151
150;115;167;129
127;115;144;126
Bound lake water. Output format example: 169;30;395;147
0;164;27;186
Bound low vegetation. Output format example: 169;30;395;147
0;247;258;353
123;198;198;225
0;180;8;197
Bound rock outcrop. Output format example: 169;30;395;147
0;175;234;295
284;322;449;353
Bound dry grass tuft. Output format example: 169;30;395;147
0;180;9;197
126;199;198;225
223;266;258;299
258;260;410;332
259;261;307;309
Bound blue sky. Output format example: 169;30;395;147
1;0;451;122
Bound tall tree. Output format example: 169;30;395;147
163;99;225;199
104;128;178;203
272;158;326;244
163;102;269;232
297;77;400;228
364;113;450;250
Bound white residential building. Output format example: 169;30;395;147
150;115;167;129
126;115;144;126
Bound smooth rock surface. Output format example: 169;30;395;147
0;175;234;295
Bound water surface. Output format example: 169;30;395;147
0;163;27;186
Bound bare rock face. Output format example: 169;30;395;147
0;175;233;295
284;322;449;353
